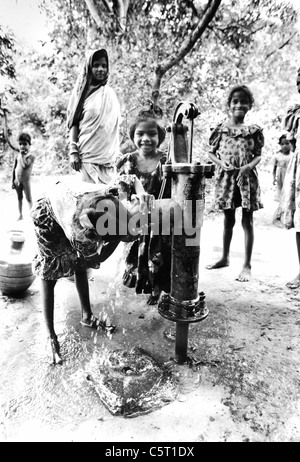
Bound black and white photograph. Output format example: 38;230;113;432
1;0;300;444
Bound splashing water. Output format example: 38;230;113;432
0;324;112;441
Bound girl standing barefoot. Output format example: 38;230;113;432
206;85;264;282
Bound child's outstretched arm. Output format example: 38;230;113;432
132;177;155;214
273;160;278;185
133;176;145;196
11;157;17;189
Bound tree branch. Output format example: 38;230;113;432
85;0;130;31
112;0;130;29
265;32;298;60
0;105;18;152
157;0;221;75
152;0;222;102
101;0;113;12
84;0;104;28
185;0;200;18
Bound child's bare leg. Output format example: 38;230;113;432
41;278;62;364
236;209;253;282
75;268;116;331
24;183;33;210
17;197;23;220
147;286;161;305
287;232;300;288
16;186;23;220
206;209;235;269
74;268;96;325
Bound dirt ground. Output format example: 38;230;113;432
0;169;300;443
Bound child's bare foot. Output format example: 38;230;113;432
206;258;229;270
236;266;251;282
50;336;63;365
80;314;99;328
286;275;300;289
146;284;161;305
147;292;160;305
17;216;23;221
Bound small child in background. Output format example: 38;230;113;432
12;132;34;220
273;134;291;202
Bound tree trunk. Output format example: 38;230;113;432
113;0;130;30
85;0;129;30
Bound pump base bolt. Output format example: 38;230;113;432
158;291;209;323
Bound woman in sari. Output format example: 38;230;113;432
67;48;121;184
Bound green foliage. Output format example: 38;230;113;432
2;0;300;175
0;26;16;81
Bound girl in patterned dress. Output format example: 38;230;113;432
206;85;264;282
116;106;171;304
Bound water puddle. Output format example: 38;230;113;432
0;327;109;439
0;241;217;440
